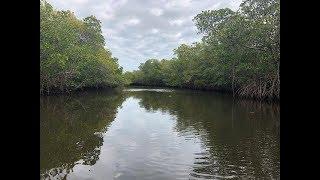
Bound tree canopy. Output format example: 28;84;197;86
40;1;127;94
128;0;280;100
41;0;280;100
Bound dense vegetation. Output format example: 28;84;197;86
40;1;127;94
40;0;279;100
126;0;280;100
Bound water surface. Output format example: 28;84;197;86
40;88;280;179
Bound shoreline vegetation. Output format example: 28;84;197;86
128;85;279;102
40;0;279;101
40;0;128;95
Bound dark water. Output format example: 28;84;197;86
40;88;280;180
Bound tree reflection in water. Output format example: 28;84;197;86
129;90;279;179
40;90;125;179
40;89;279;179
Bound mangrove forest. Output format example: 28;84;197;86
40;0;280;179
40;0;280;100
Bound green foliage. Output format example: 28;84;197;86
129;0;279;100
40;1;125;94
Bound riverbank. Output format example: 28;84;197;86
40;86;124;96
41;84;279;103
128;84;280;102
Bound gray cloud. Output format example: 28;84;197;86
47;0;242;71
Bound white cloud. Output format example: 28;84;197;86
97;11;114;20
165;0;192;8
109;0;128;8
175;32;182;38
103;28;117;36
151;28;159;34
126;18;140;25
46;0;243;71
150;8;163;16
69;0;89;5
169;19;184;26
210;2;222;10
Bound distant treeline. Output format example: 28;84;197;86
40;1;127;94
125;0;280;100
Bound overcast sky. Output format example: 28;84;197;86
47;0;242;71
